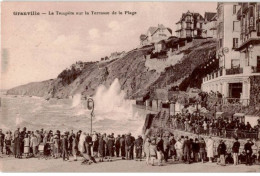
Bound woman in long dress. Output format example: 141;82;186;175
98;135;106;162
78;132;86;154
206;137;214;162
143;137;151;165
23;134;30;158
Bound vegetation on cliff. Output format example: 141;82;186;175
7;39;217;99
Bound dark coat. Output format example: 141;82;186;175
107;137;114;156
217;143;226;155
244;142;254;154
183;139;192;154
98;138;106;157
62;137;69;150
13;137;22;156
232;141;240;153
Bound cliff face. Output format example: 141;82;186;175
7;39;217;99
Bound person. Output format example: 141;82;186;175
156;135;164;166
0;129;5;155
120;135;126;159
169;134;176;160
14;134;22;158
23;134;30;158
244;138;254;166
125;133;133;160
92;132;98;158
149;138;157;166
183;136;192;164
107;135;114;162
5;131;12;156
193;138;200;162
232;137;240;165
217;140;226;166
206;136;214;163
115;135;121;157
175;138;183;162
130;133;135;160
199;138;206;163
53;134;60;159
135;135;143;161
98;134;106;162
162;134;170;162
62;132;69;161
144;137;151;165
72;134;78;161
82;134;96;165
78;132;86;154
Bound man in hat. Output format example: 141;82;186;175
232;137;240;165
244;138;254;165
183;136;192;164
135;135;143;161
125;133;132;160
115;135;121;157
62;132;69;161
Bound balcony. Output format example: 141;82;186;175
252;66;260;73
226;67;243;75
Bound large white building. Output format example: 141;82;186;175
201;2;260;105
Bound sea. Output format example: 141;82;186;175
0;79;147;137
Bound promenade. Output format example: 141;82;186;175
1;156;260;172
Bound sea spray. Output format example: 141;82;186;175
93;78;134;120
72;94;82;107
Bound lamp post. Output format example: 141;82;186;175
87;97;95;134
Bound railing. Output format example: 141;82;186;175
222;98;250;106
226;67;243;75
252;66;260;73
167;121;259;140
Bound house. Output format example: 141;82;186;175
203;12;217;38
201;2;260;106
109;51;126;60
175;11;205;39
140;24;172;46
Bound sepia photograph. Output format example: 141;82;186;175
0;0;260;173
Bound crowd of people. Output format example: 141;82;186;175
166;112;260;140
0;127;260;167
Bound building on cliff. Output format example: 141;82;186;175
175;11;217;39
140;24;172;46
203;12;217;38
202;2;260;106
175;11;205;39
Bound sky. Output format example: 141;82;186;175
1;1;217;89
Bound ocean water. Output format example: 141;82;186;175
0;79;146;137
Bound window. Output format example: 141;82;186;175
233;5;236;14
200;23;203;29
187;23;191;28
231;59;240;68
233;38;238;48
219;39;223;48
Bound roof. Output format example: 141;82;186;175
176;11;204;24
147;24;172;36
204;12;217;22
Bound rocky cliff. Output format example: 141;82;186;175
7;39;217;99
